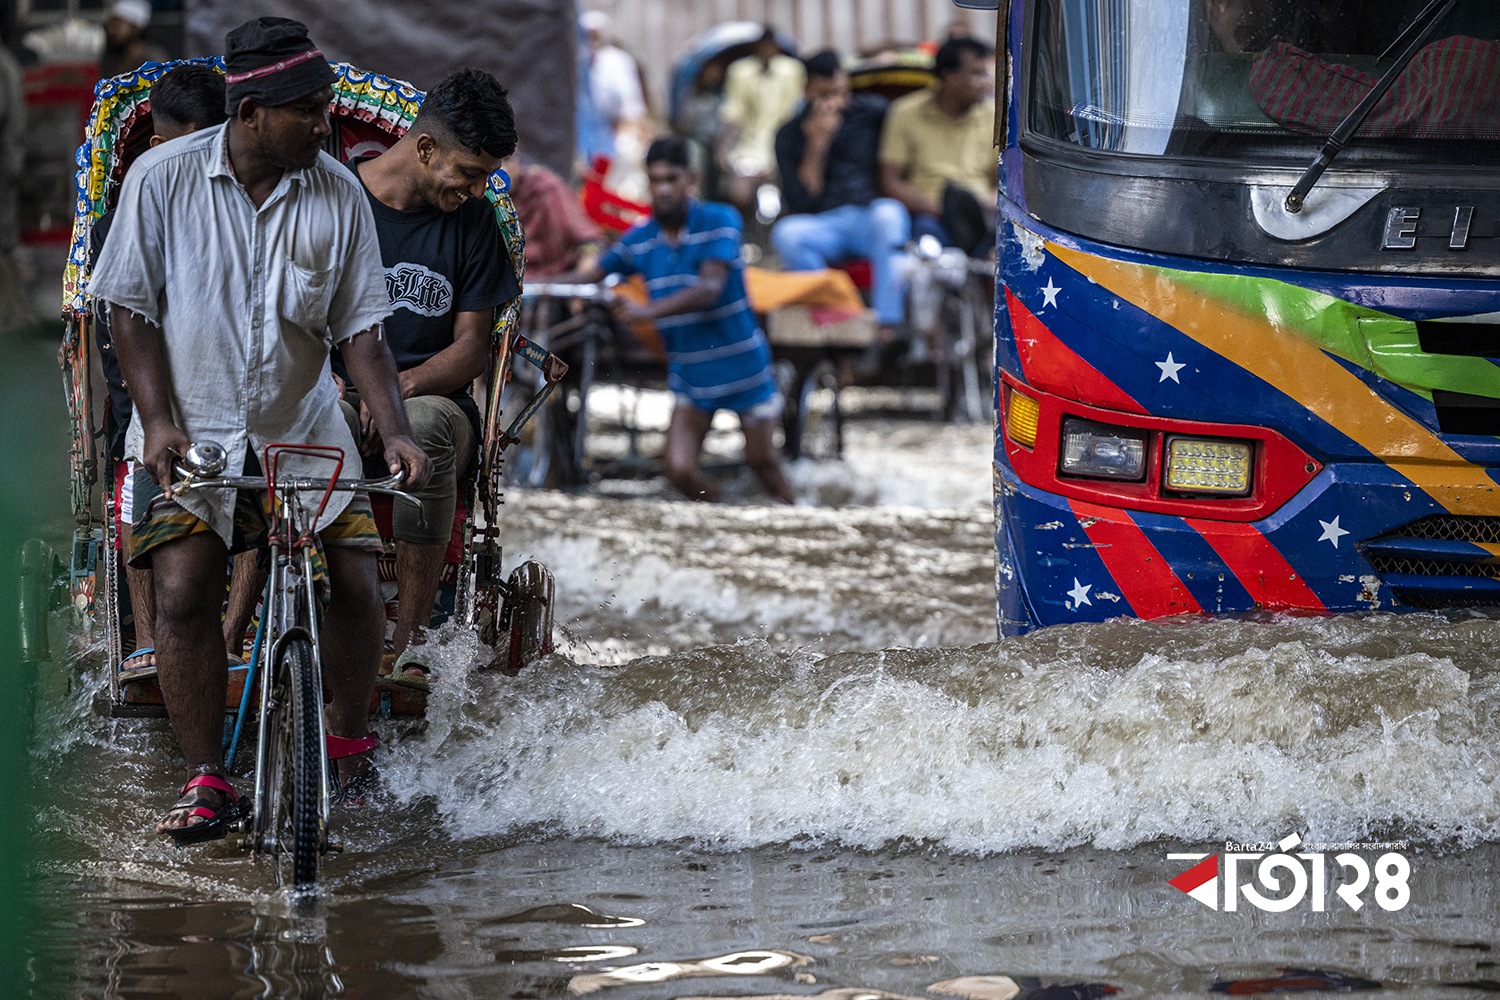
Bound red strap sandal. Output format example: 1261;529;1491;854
161;774;246;846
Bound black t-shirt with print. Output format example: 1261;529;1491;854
335;155;521;439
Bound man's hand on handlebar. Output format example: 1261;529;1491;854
383;435;432;493
140;419;192;499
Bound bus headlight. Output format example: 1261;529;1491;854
1165;436;1253;495
1060;419;1147;481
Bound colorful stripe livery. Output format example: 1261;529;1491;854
994;221;1500;635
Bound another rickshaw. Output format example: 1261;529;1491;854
47;58;567;721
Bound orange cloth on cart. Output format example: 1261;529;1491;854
743;266;866;314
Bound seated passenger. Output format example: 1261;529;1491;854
86;63;231;675
335;69;521;661
715;25;805;219
770;50;910;339
879;37;997;255
559;138;795;505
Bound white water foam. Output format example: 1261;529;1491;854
384;613;1500;854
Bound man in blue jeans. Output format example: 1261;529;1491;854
771;49;910;340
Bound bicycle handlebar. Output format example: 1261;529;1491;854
520;281;613;302
171;465;427;528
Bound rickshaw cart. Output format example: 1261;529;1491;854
54;59;567;721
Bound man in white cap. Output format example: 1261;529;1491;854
580;10;645;132
100;0;166;78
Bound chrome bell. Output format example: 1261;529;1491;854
180;440;228;477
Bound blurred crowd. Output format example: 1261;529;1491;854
552;9;997;342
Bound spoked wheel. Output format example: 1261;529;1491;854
263;635;325;888
796;359;844;461
936;282;995;424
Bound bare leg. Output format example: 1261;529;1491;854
741;415;795;504
392;540;446;658
320;545;383;784
150;531;232;832
222;550;268;661
120;521;156;669
664;402;719;502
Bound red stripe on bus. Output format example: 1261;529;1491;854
1070;500;1203;617
1184;519;1326;610
1007;289;1148;414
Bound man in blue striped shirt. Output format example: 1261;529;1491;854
567;138;794;503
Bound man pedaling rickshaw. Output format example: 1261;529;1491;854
88;16;432;842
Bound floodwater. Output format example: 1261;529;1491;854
27;388;1500;998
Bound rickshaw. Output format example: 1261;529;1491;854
47;58;568;722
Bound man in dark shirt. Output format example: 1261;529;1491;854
336;68;520;663
771;50;910;337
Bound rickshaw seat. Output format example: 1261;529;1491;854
835;259;873;291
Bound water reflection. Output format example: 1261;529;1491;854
568;949;811;993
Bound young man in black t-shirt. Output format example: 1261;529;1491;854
336;69;520;664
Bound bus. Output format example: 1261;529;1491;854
985;0;1500;634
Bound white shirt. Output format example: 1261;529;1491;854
590;44;645;126
88;123;391;544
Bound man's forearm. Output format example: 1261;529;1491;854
340;326;413;442
397;311;492;398
638;282;720;320
879;164;940;216
109;303;175;430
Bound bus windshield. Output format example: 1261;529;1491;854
1028;0;1500;165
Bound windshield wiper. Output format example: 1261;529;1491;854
1284;0;1457;213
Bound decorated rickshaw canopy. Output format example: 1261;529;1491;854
64;58;526;328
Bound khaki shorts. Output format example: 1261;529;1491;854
127;464;382;569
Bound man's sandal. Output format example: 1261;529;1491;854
328;732;380;804
161;774;247;846
117;647;157;683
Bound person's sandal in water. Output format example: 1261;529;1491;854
157;772;247;845
117;647;157;682
328;732;380;805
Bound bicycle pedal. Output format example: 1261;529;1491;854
323;840;345;855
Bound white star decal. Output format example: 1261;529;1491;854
1041;278;1060;310
1067;577;1092;608
1156;352;1186;383
1318;516;1349;548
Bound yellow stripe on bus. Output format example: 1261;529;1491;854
1049;243;1500;515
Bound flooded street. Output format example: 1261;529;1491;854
26;385;1500;998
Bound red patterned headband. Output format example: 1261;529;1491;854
224;47;325;84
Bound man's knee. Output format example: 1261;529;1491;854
403;395;455;452
771;215;820;265
868;198;911;246
324;548;381;611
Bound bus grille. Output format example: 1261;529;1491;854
1384;514;1500;543
1362;515;1500;609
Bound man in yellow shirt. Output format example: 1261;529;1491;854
716;27;805;218
879;37;996;254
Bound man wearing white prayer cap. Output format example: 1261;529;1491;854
101;0;167;78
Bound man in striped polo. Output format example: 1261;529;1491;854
567;137;794;504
